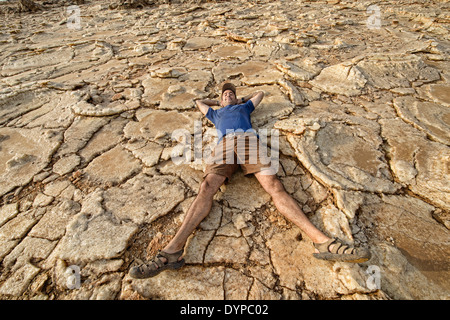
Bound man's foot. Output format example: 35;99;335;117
313;238;371;263
129;250;185;279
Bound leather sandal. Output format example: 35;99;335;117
313;238;371;263
129;249;185;279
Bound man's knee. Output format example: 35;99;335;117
199;179;213;196
268;177;286;195
257;173;286;196
199;174;225;197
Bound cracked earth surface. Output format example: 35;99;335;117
0;0;449;299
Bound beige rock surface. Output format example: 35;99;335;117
0;0;449;300
0;127;61;196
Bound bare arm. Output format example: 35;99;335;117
195;99;220;116
241;91;264;108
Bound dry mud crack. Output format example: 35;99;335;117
0;0;449;300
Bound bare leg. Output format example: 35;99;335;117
253;172;371;262
254;172;330;245
129;174;226;277
163;173;226;254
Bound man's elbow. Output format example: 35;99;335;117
253;91;264;100
195;99;205;110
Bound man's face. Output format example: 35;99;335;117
221;89;238;107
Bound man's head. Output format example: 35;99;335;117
221;82;238;107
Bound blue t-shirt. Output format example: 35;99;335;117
205;100;256;142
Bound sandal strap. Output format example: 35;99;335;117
329;240;355;255
157;249;184;263
153;253;167;268
314;238;336;252
134;249;184;275
314;238;355;255
141;249;184;271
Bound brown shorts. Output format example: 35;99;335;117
204;132;275;182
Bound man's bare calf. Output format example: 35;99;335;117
163;173;226;254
